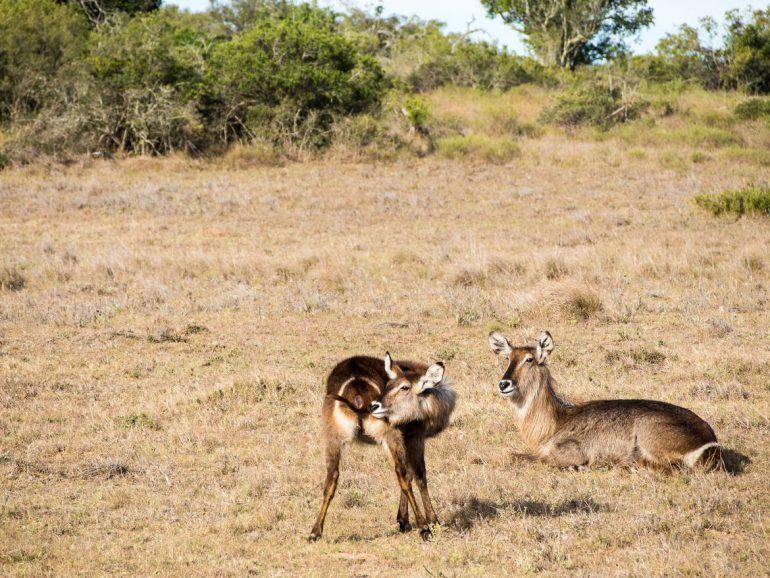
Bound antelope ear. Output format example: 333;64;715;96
384;352;398;380
488;332;512;357
418;362;445;392
424;362;445;386
536;331;554;364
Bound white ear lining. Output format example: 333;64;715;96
488;332;512;356
424;363;444;385
384;352;397;380
536;331;554;364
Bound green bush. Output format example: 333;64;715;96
694;184;770;217
0;0;88;121
81;11;213;154
734;97;770;119
541;82;648;129
206;11;387;150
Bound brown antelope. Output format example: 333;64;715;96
488;331;722;470
308;354;456;541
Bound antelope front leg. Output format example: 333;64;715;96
396;486;411;532
388;443;430;540
407;436;438;525
308;439;342;541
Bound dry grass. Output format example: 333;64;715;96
0;133;768;576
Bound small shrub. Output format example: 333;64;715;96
563;289;603;321
631;347;666;365
691;151;710;163
734;98;770;120
403;95;431;132
118;413;160;430
437;135;519;164
541;82;648;130
694;184;770;216
0;264;26;291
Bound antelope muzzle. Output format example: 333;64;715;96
498;379;517;396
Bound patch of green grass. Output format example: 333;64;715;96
614;123;743;149
691;151;710;164
118;413;160;430
722;147;770;166
658;151;687;173
436;135;520;164
694;184;770;217
734;98;770;120
627;148;646;160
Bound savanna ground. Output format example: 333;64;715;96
1;88;769;576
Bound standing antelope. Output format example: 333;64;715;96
308;353;456;541
488;331;722;470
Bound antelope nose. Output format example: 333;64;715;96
499;380;513;392
370;401;382;412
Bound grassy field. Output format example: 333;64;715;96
1;114;769;574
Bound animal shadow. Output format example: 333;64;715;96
448;495;605;531
720;448;751;476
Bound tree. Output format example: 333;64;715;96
481;0;653;69
58;0;161;25
724;7;770;94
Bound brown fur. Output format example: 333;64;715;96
489;332;721;470
308;355;456;541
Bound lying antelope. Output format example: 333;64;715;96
308;354;456;541
488;331;722;470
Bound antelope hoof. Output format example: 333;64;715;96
308;529;322;542
397;519;412;533
420;526;432;542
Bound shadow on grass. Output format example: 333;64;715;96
448;495;605;531
720;448;751;476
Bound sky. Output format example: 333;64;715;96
166;0;760;54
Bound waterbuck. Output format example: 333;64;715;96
308;353;456;541
488;331;722;470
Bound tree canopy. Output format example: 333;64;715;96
481;0;653;69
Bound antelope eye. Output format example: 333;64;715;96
399;383;411;391
525;356;534;363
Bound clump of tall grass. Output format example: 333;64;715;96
562;288;603;321
694;184;770;217
0;264;26;291
436;135;520;164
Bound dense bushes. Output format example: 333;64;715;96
1;0;769;163
1;1;388;159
